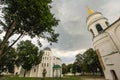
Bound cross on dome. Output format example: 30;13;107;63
87;7;95;15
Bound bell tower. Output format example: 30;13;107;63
86;7;109;38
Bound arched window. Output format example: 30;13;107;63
105;21;109;26
34;69;36;72
90;29;94;37
47;63;49;67
96;24;103;33
42;63;44;67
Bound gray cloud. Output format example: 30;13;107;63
1;0;120;64
61;56;75;64
50;0;120;52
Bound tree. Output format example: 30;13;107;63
0;0;59;58
66;64;73;73
72;62;77;76
75;48;103;75
62;63;67;75
16;40;43;77
72;62;81;76
75;53;86;75
0;39;16;74
0;47;16;74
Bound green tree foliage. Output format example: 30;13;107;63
72;62;77;76
62;62;81;76
0;39;16;74
62;63;67;75
75;48;103;75
16;40;43;77
62;63;81;76
66;64;73;73
72;62;81;76
0;0;59;58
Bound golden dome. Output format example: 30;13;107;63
87;7;94;15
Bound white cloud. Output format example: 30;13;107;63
50;0;120;64
51;48;87;64
0;0;120;64
101;0;120;23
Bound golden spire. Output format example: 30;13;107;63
87;7;94;15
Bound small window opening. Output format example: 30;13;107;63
90;29;95;37
96;24;103;33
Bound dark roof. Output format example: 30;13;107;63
44;47;51;51
56;57;61;60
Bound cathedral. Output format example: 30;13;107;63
14;47;62;77
86;8;120;80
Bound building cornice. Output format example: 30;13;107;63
104;18;120;31
86;12;102;23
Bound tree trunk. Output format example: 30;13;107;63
24;70;27;77
0;33;23;58
0;20;16;57
92;71;95;75
82;71;85;75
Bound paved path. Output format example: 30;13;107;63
81;78;106;80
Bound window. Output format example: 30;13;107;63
105;21;109;26
42;63;43;67
47;63;49;67
110;70;118;80
90;29;94;37
34;69;36;72
15;72;18;75
96;24;103;33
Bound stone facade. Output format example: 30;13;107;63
15;47;62;77
86;8;120;80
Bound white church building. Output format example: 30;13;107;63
14;47;62;77
86;8;120;80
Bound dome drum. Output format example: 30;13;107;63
86;9;109;37
44;47;51;51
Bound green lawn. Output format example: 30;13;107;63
0;76;82;80
0;76;105;80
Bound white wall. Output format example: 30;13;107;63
27;49;62;77
93;19;120;80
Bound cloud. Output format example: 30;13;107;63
1;0;120;64
49;0;120;64
52;48;87;64
100;0;120;23
50;0;94;51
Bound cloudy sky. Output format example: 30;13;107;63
47;0;120;64
0;0;120;64
49;0;120;64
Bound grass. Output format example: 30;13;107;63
0;76;82;80
0;76;105;80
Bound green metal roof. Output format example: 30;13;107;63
53;64;61;69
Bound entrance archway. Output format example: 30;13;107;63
53;64;61;80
